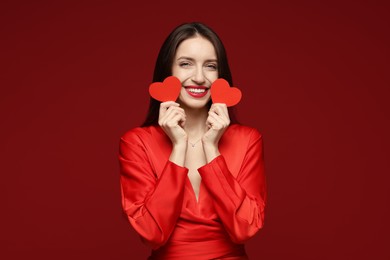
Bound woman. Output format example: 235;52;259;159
119;22;266;259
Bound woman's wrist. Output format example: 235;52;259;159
170;143;187;167
202;143;220;163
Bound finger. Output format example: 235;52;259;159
160;106;185;121
213;105;229;120
161;101;179;108
159;101;180;114
205;116;212;129
209;104;221;116
210;104;230;126
212;103;228;118
165;114;183;127
172;109;186;123
179;116;186;128
209;112;225;126
164;106;185;118
206;115;217;129
209;108;229;122
209;103;217;113
162;110;186;126
206;116;224;131
208;111;229;128
217;104;229;118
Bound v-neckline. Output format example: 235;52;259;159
186;177;202;205
151;126;202;206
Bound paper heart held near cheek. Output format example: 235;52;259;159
149;76;182;102
210;78;242;107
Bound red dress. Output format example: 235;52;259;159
119;124;266;259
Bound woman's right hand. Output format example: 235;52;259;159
158;101;187;146
159;102;188;166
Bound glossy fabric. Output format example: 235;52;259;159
119;124;266;259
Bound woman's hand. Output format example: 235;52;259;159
202;103;230;162
159;101;188;166
159;101;187;145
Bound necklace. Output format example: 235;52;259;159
188;138;202;148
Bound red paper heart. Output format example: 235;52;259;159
149;76;182;102
210;78;242;107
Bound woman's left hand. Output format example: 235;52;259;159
202;103;230;161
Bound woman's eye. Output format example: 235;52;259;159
206;64;217;70
179;62;190;67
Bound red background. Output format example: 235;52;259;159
1;1;389;259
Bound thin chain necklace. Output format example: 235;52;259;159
188;138;202;148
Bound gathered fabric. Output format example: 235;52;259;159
119;124;266;259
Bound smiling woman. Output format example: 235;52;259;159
172;36;218;108
173;36;218;109
118;22;267;259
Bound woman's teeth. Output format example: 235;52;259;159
187;88;206;93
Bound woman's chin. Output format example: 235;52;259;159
179;99;210;110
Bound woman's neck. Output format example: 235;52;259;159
182;106;208;139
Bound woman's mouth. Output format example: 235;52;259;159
184;86;209;98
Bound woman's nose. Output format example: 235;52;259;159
191;68;206;85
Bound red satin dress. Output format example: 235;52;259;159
119;124;266;259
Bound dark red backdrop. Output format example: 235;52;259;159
1;1;389;259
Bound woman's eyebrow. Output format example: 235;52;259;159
177;56;195;61
177;56;217;62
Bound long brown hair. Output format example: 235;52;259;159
141;22;239;126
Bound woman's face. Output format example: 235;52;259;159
172;35;218;109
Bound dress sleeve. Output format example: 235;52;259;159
197;128;266;244
118;131;189;249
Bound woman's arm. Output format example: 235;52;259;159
119;131;188;249
198;128;266;244
119;101;188;249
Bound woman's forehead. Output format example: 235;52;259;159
175;36;217;60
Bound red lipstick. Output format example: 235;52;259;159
184;86;209;98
